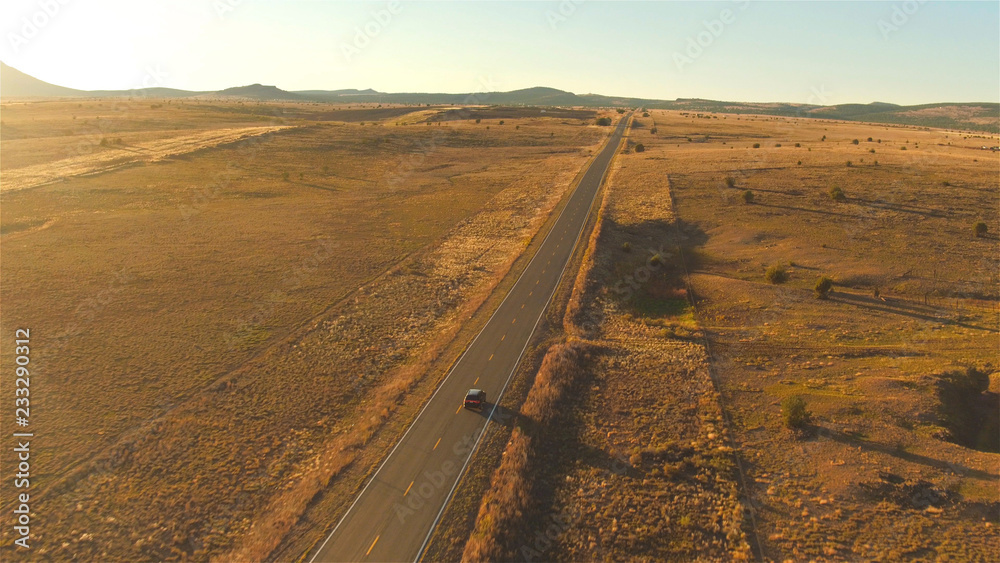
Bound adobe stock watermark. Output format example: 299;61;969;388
6;0;72;54
673;0;751;72
878;0;927;40
392;432;478;524
384;75;498;187
223;239;339;352
340;1;403;63
611;244;672;300
545;0;586;30
212;0;244;19
518;449;630;561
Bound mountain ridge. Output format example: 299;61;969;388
2;62;996;132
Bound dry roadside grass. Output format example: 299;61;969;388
0;102;611;560
622;110;999;560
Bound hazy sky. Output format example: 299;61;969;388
2;1;998;104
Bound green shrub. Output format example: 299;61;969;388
596;117;612;126
829;186;846;201
794;143;801;147
782;396;810;429
724;176;736;188
974;221;988;237
852;139;859;145
622;241;632;252
814;276;834;299
752;143;761;148
634;143;645;152
741;190;754;204
765;264;788;284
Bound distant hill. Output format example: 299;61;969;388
0;61;203;99
1;61;86;97
2;62;995;132
642;98;999;133
213;83;302;100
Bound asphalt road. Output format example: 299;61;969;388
310;114;631;563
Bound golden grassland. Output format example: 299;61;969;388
0;100;614;560
454;111;997;561
613;111;997;559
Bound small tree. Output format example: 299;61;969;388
741;190;754;204
634;143;645;152
765;264;789;284
814;276;834;299
782;396;810;429
752;143;761;149
852;139;860;145
974;221;988;238
829;186;846;201
596;117;612;126
725;176;736;188
642;112;650;117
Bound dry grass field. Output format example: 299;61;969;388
647;110;1000;561
0;100;613;560
453;110;997;562
567;111;997;560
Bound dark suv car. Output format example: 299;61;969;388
464;388;486;409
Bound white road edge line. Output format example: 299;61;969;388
307;116;629;563
413;116;630;562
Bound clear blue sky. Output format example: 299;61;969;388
2;1;997;104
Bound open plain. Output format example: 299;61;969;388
0;99;616;560
441;110;999;562
1;100;997;562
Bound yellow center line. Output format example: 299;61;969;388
474;376;479;385
488;353;493;361
536;280;539;285
501;334;506;341
512;318;516;324
433;438;442;450
456;404;463;414
366;535;380;556
404;481;414;496
529;290;533;296
521;303;525;309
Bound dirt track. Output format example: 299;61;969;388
0;125;293;192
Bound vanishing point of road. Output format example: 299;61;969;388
310;114;631;562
